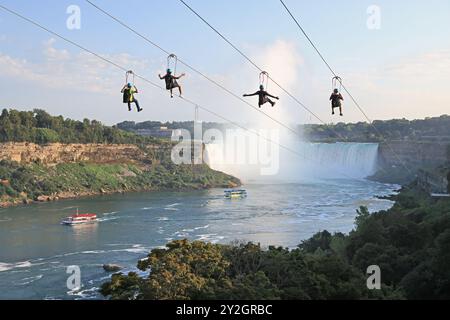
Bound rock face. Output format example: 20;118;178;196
103;264;123;272
378;141;450;169
0;142;169;165
418;168;450;194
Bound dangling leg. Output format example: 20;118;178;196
178;85;183;97
260;97;268;108
339;106;343;116
170;88;174;98
134;99;142;112
127;102;132;111
332;106;335;115
267;98;275;107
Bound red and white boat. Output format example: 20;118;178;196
61;209;97;225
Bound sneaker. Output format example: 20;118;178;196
138;108;143;112
332;111;335;115
340;113;343;116
271;102;276;107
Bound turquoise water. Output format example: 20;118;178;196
0;180;397;300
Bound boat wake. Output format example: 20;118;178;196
0;260;41;272
15;274;43;286
102;211;119;216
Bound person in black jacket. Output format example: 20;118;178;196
159;69;186;98
243;85;279;108
330;88;344;116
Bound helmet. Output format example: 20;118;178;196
259;85;264;90
167;69;172;74
127;83;132;88
334;88;339;93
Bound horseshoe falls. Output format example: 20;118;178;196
204;142;380;182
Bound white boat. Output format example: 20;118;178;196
61;209;98;225
224;189;247;199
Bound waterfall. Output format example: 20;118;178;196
204;141;379;183
296;143;380;179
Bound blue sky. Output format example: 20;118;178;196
0;0;449;126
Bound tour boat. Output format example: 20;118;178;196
224;189;247;199
61;209;98;225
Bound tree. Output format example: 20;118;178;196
34;128;60;144
355;206;370;229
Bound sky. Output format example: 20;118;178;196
0;0;449;127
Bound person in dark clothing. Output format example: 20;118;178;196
121;83;142;112
243;85;279;108
330;88;344;116
159;69;186;98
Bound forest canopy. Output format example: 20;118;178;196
0;109;161;145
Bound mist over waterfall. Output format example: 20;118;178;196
204;141;379;183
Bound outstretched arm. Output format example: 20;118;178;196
243;91;259;97
158;74;165;80
266;93;279;99
174;73;186;80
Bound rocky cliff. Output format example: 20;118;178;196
0;142;170;165
378;141;450;169
417;167;449;194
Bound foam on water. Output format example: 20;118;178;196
0;261;35;272
15;274;43;286
102;211;119;216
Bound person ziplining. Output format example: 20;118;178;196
121;71;142;112
243;85;279;108
330;76;344;116
159;54;186;98
243;71;279;108
159;69;185;98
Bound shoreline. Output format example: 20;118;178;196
0;178;398;210
0;182;240;209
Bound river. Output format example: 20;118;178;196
0;180;397;300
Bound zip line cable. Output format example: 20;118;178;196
278;0;413;175
85;0;388;176
0;3;364;181
279;0;370;120
178;0;359;144
177;0;394;175
84;0;301;139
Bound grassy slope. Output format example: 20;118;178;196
0;160;240;207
